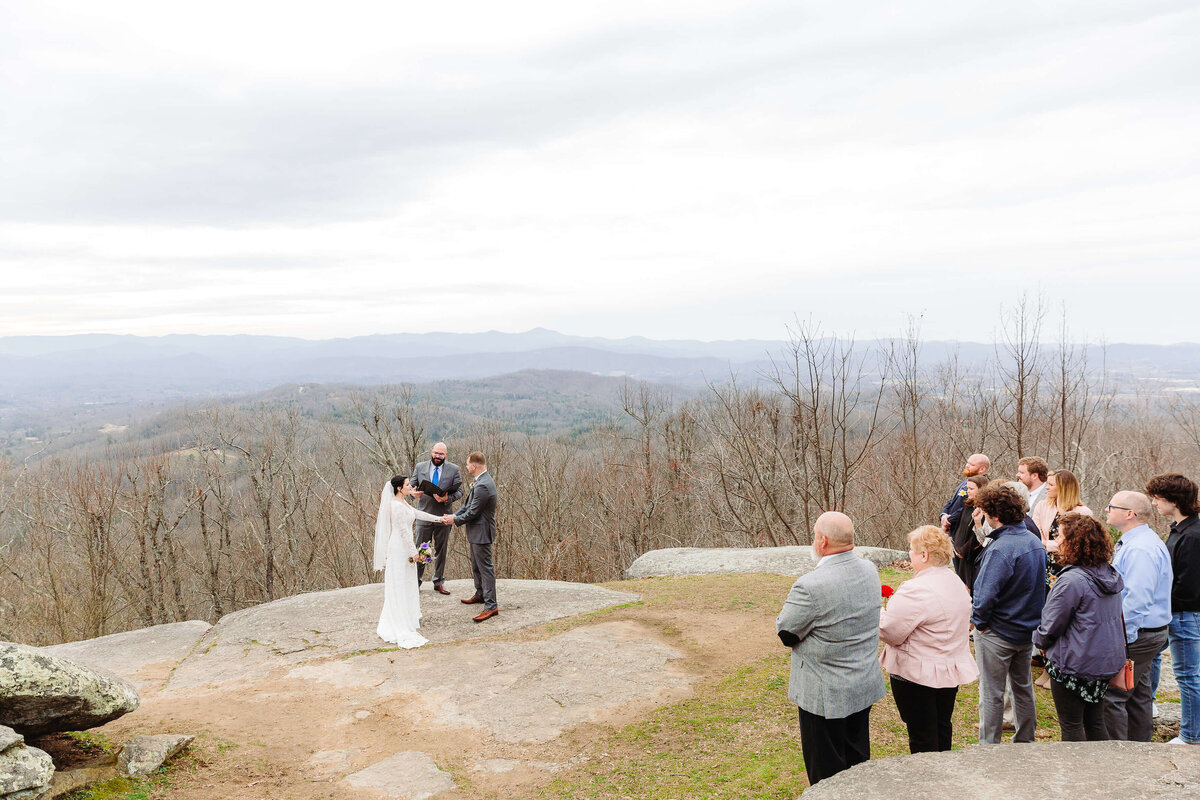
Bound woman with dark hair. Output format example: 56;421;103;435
373;475;448;648
1146;472;1200;746
1033;513;1127;741
952;474;989;593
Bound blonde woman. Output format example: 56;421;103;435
1033;469;1093;553
880;525;979;752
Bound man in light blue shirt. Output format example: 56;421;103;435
1103;490;1172;741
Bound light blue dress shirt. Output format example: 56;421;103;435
1112;523;1173;643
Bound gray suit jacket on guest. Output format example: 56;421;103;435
411;460;463;518
776;550;887;719
452;470;497;545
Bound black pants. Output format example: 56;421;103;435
798;705;871;786
889;675;957;753
1049;676;1108;741
415;521;452;585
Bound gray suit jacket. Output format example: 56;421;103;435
452;471;497;545
411;460;463;517
776;550;887;718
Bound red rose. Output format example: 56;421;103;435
881;585;895;598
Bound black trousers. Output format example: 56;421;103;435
889;675;957;753
415;521;452;585
798;705;871;786
1050;676;1108;741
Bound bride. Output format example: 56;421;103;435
374;475;447;648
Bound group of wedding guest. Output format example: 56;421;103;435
775;464;1200;786
939;456;1200;746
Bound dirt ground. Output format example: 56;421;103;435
73;574;795;800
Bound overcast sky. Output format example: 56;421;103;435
2;1;1197;343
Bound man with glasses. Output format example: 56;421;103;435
1102;491;1172;740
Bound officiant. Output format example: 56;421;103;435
410;442;464;594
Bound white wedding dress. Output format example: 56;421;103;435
373;485;446;648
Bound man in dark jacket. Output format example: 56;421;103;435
941;453;990;534
971;481;1046;744
1146;473;1200;745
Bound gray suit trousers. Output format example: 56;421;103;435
415;521;451;585
470;541;497;610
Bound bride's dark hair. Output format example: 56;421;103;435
390;475;408;495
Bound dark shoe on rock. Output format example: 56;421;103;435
461;595;483;605
435;584;450;595
473;608;499;623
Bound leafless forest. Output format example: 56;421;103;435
4;308;1200;646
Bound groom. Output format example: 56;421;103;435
411;442;463;594
443;451;498;622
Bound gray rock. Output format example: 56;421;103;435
0;641;139;736
343;751;454;799
0;740;53;799
625;545;907;578
0;725;22;753
117;734;195;777
44;621;210;689
1157;702;1182;727
167;579;640;690
802;741;1200;799
289;619;691;744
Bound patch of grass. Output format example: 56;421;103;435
540;653;808;800
65;730;116;754
63;776;148;800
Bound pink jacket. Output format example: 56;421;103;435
879;566;979;688
1032;503;1094;541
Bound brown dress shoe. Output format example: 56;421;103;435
434;584;451;595
461;595;483;604
473;608;499;623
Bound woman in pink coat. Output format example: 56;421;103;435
881;524;980;752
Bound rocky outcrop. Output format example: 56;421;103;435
166;579;641;690
626;545;907;579
117;734;195;777
0;725;53;800
44;621;210;690
802;741;1200;799
0;642;139;737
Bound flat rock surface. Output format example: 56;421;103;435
288;620;691;744
167;579;639;691
342;751;454;800
803;741;1200;799
44;621;211;690
626;545;906;578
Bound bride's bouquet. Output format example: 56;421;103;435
409;541;435;564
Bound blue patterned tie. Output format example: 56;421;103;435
432;466;440;487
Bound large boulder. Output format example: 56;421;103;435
0;725;54;800
626;545;907;579
0;641;139;736
802;741;1200;799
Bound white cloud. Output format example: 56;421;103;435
0;0;1197;342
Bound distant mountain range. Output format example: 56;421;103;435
2;329;1199;407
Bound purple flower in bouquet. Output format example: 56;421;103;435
409;541;435;564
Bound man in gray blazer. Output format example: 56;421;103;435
776;511;887;786
443;451;498;622
411;442;463;594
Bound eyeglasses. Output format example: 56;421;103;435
1105;504;1132;512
